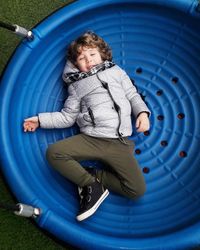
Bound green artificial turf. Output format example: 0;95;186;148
0;1;76;249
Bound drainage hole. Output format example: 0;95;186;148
171;76;179;84
157;115;164;121
143;167;150;174
136;67;143;74
179;151;187;158
135;149;141;155
161;140;168;147
156;90;163;96
144;131;150;136
177;113;185;119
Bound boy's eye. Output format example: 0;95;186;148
90;53;95;56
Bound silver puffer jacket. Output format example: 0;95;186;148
38;62;150;138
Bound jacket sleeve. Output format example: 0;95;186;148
120;69;151;118
38;85;80;129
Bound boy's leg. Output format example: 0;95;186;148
96;138;146;199
46;134;98;187
46;134;109;221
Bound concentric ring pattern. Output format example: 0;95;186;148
1;0;200;249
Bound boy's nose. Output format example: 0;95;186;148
86;57;92;63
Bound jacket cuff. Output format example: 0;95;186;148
137;111;150;118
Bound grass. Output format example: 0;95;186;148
0;1;76;249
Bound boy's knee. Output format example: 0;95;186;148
134;183;146;199
46;144;56;164
46;144;72;164
122;181;146;200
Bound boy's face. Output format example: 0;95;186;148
76;47;103;72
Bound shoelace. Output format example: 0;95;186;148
79;186;93;208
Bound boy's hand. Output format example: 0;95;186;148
135;112;150;133
23;116;39;132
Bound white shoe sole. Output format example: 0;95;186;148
76;189;109;221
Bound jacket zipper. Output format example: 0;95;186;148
96;74;123;139
88;107;96;127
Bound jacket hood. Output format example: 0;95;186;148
62;60;79;77
62;60;80;86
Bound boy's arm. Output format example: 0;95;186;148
38;85;80;129
120;69;150;118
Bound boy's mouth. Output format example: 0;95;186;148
88;65;95;70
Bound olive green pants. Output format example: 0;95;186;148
46;134;146;199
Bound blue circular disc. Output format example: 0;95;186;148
1;0;200;249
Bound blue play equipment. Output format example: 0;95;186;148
1;0;200;249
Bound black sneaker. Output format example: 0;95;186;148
76;179;109;221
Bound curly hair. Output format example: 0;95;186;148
67;31;112;65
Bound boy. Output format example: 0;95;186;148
24;31;150;221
